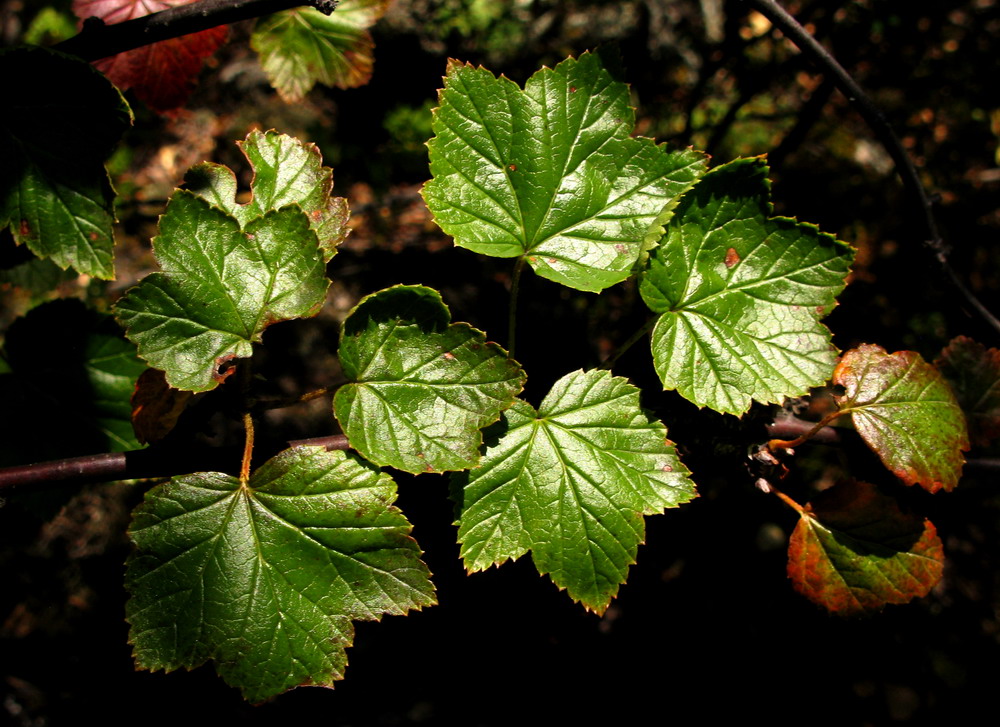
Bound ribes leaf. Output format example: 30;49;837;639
183;129;349;260
115;193;329;392
126;446;435;703
423;50;707;293
251;0;389;102
639;158;855;415
452;369;696;614
834;344;969;492
0;46;131;279
935;336;1000;448
333;285;525;474
787;480;943;616
73;0;228;113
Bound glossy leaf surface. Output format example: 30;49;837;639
116;193;329;391
453;369;695;613
126;446;435;703
639;158;855;414
184;129;349;260
334;286;525;474
787;480;943;616
423;50;707;292
251;0;389;102
834;344;969;492
0;46;131;279
936;336;1000;448
74;0;228;113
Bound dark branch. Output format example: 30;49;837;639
0;435;349;490
54;0;338;62
742;0;1000;339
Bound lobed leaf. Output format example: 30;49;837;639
334;286;525;474
423;50;707;293
116;193;329;392
834;344;969;492
251;0;389;102
0;46;132;279
639;158;855;415
74;0;228;113
935;336;1000;448
787;480;943;616
184;129;349;260
452;369;696;614
126;446;435;703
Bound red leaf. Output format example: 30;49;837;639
74;0;228;113
935;336;1000;448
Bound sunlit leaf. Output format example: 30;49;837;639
0;46;131;279
787;480;943;616
453;369;696;614
126;446;435;703
74;0;228;113
423;50;707;293
251;0;389;102
639;157;855;415
334;285;525;474
935;336;1000;448
834;344;969;492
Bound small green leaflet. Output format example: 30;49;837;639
935;336;1000;448
117;132;347;392
183;129;349;260
334;286;525;474
0;46;132;279
423;50;707;293
639;158;855;415
251;0;389;102
786;480;943;616
453;369;696;614
834;344;969;492
126;446;435;703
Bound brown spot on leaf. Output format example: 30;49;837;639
661;464;673;472
89;231;99;241
547;258;557;264
443;352;456;360
614;244;627;254
725;248;740;268
212;353;238;383
18;220;30;237
816;306;826;315
508;164;517;171
570;86;577;93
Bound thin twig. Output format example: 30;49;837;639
742;0;1000;338
54;0;337;62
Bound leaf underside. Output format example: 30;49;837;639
639;157;856;415
334;285;525;474
453;368;696;614
787;480;943;616
423;50;708;293
834;344;969;492
126;447;435;703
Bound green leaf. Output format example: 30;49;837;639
115;192;329;392
935;336;1000;448
423;50;707;293
183;129;349;261
834;344;969;492
0;299;146;465
334;285;525;474
787;480;944;616
251;0;389;102
452;369;696;614
126;446;435;703
639;158;855;415
0;46;132;279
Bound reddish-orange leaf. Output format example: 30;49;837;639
787;480;944;616
73;0;228;113
131;367;193;444
935;336;1000;448
834;344;969;492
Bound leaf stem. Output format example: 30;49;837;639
241;413;255;485
770;486;806;515
767;409;844;451
599;317;657;370
507;257;527;360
